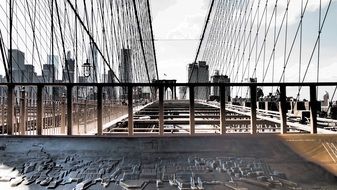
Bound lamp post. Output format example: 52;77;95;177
82;59;91;78
82;59;91;134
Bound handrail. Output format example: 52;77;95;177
0;82;336;136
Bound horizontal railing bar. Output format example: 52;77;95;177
0;82;336;87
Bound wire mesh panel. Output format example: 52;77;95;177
102;86;128;135
72;86;98;135
0;86;7;135
40;86;66;135
23;86;37;135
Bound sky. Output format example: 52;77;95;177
150;0;210;82
150;0;337;82
149;0;337;99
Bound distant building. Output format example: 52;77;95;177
178;86;187;100
119;49;132;83
187;61;209;100
9;49;25;71
248;78;257;101
119;49;132;99
24;64;35;83
8;49;25;82
42;64;55;96
42;64;55;83
62;51;75;83
47;55;60;80
88;42;98;83
104;70;117;99
323;91;329;107
0;75;7;98
210;70;230;102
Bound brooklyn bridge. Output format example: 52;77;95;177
0;0;337;189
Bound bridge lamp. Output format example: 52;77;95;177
82;59;91;77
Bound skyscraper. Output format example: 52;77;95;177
47;55;60;80
119;49;132;83
88;42;98;83
24;64;35;83
210;70;230;102
63;51;75;83
187;61;209;100
119;49;132;99
8;49;25;82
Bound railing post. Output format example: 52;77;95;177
310;85;317;134
1;97;4;134
97;86;103;135
84;99;87;134
7;84;14;135
220;85;226;134
250;85;257;134
36;85;43;135
128;86;133;136
159;86;164;135
60;93;66;134
19;87;26;135
67;85;73;135
279;85;287;134
189;86;195;135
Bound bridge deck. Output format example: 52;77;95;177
102;100;337;135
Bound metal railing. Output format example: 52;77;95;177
0;82;336;136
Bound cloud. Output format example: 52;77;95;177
152;0;211;82
152;0;209;39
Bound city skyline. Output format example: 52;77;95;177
0;0;336;100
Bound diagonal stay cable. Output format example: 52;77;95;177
66;0;120;83
188;0;215;83
296;0;333;100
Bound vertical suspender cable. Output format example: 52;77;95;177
299;0;303;93
272;1;277;92
54;0;71;82
9;0;13;83
146;0;159;80
132;0;151;83
317;0;321;93
283;2;288;83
